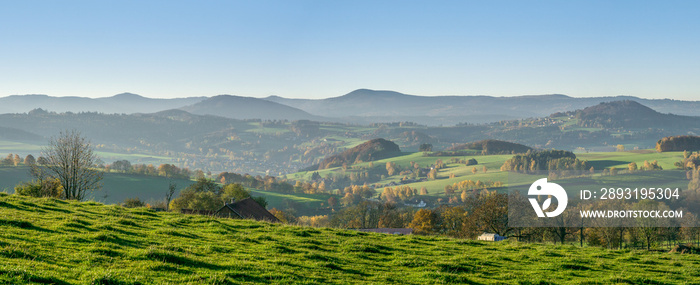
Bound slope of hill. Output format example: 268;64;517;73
316;138;402;170
0;126;43;142
0;93;206;114
180;95;323;121
448;139;533;154
265;89;700;125
0;194;697;284
572;100;700;129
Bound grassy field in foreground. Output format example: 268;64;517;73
2;194;700;284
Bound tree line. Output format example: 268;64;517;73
106;160;192;179
500;150;591;173
656;135;700;152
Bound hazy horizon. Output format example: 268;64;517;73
2;1;699;100
1;89;698;101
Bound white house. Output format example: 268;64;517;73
477;232;506;241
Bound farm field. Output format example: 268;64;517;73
0;140;42;154
0;149;690;214
0;167;322;211
0;166;196;205
0;141;175;165
1;194;700;284
288;150;689;198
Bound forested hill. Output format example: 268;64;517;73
0;99;698;175
315;138;402;170
180;95;324;121
571;100;700;129
447;139;533;154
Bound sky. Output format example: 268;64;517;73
1;1;699;100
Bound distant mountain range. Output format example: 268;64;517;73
1;98;698;174
2;89;699;126
264;89;700;125
0;93;206;114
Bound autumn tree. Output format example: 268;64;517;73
616;144;625;152
436;206;467;237
341;192;356;206
427;168;438;180
386;162;397;176
327;196;339;209
467;193;510;237
409;209;437;235
419;186;428;195
24;154;36;165
41;130;103;200
270;208;298;224
628;162;638;172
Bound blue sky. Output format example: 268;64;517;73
1;1;699;100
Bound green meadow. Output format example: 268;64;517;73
0;167;321;211
287;150;689;198
2;194;700;284
0;166;196;205
1;150;688;209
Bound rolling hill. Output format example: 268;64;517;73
6;89;700;126
0;193;700;284
0;126;43;142
315;138;402;170
265;89;700;125
0;93;206;114
572;100;700;129
447;139;533;154
1;194;698;284
180;95;324;121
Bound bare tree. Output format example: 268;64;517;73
42;130;103;200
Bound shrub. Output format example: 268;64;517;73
14;179;62;198
122;198;145;208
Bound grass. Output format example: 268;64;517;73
287;150;689;198
247;189;326;210
93;151;175;165
0;167;322;211
1;194;700;284
577;150;684;170
0;141;174;165
0;166;196;205
0;140;42;153
0;149;688;209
